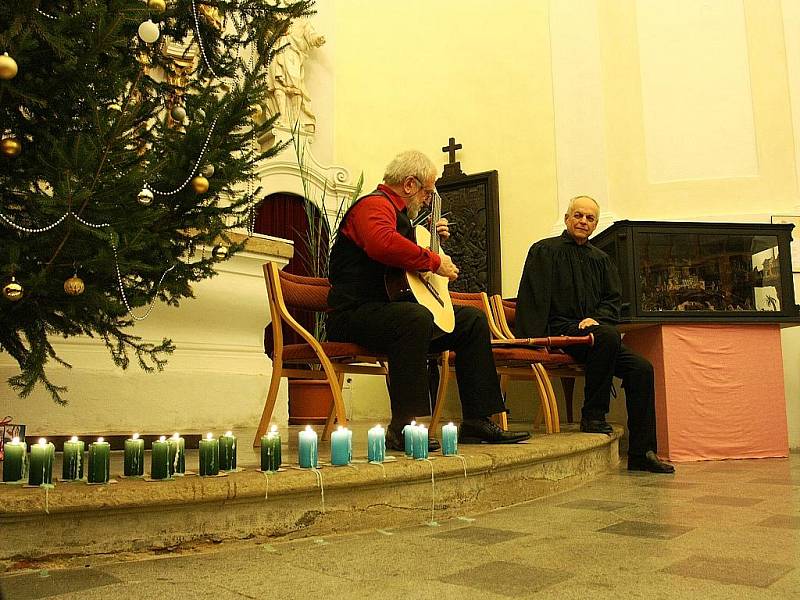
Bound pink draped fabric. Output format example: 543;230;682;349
623;324;789;461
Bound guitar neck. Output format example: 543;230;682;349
429;189;442;254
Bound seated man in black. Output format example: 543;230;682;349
327;150;530;450
515;195;674;473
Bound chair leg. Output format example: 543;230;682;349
531;365;554;433
536;364;561;433
561;377;575;423
322;372;346;441
429;352;450;438
254;359;284;447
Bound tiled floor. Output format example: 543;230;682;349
1;453;798;599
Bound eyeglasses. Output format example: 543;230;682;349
412;176;435;202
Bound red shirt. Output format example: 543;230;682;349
339;184;442;273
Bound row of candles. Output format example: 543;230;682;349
1;422;460;486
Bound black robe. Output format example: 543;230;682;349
515;231;622;337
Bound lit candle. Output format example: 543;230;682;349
442;422;458;456
413;425;429;460
219;431;237;471
2;437;26;482
168;433;185;475
403;420;416;457
367;425;385;463
330;426;350;466
199;432;219;476
260;425;281;472
150;436;170;480
298;425;318;468
123;433;144;477
87;437;110;484
29;438;55;486
62;436;85;480
346;427;353;462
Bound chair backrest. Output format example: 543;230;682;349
490;295;517;339
278;269;331;313
450;291;504;339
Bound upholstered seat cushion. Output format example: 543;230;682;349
270;341;382;362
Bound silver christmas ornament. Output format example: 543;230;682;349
201;164;215;178
137;188;154;205
170;105;187;122
138;20;160;44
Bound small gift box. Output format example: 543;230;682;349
1;416;27;461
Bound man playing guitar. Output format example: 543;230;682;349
327;150;530;451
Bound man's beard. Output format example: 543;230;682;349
406;198;423;219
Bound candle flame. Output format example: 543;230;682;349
448;422;454;427
159;435;166;442
270;424;278;433
12;436;19;444
337;425;343;432
206;432;213;440
225;431;232;437
172;432;180;439
98;437;104;443
70;435;79;442
305;425;312;431
410;420;416;426
38;438;47;446
133;432;140;440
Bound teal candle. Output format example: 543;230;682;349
330;426;350;465
367;425;385;463
413;425;429;460
124;434;144;477
150;436;170;480
260;426;281;472
403;420;416;457
167;433;185;475
28;439;55;486
442;422;458;456
219;431;237;471
298;425;318;468
87;438;110;483
199;433;219;476
2;437;26;482
62;436;85;480
347;428;353;462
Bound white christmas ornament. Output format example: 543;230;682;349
138;20;160;44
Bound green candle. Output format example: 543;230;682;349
260;426;281;472
219;431;237;471
62;436;85;480
199;433;219;476
167;433;185;475
124;433;144;477
87;438;110;484
2;437;26;482
28;438;55;486
150;436;170;480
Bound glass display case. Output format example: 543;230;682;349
591;221;799;322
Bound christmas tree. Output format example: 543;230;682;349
0;0;312;403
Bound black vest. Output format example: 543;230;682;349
328;190;415;312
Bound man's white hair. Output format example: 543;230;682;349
383;150;436;186
566;195;600;217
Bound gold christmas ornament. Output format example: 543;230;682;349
137;188;154;205
64;274;85;296
211;245;229;261
147;0;167;12
201;163;215;178
170;105;187;122
2;277;23;302
0;53;18;80
191;176;209;194
137;20;160;44
1;137;21;157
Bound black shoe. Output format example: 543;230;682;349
580;419;613;435
627;451;675;474
459;418;531;444
386;425;441;452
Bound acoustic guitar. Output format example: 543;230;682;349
384;189;456;333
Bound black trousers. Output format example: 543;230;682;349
327;302;505;423
556;323;657;457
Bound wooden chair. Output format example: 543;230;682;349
490;295;587;426
258;261;450;447
432;291;583;435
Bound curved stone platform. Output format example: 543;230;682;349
0;424;621;560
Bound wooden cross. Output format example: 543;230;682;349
442;137;462;164
441;137;464;179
